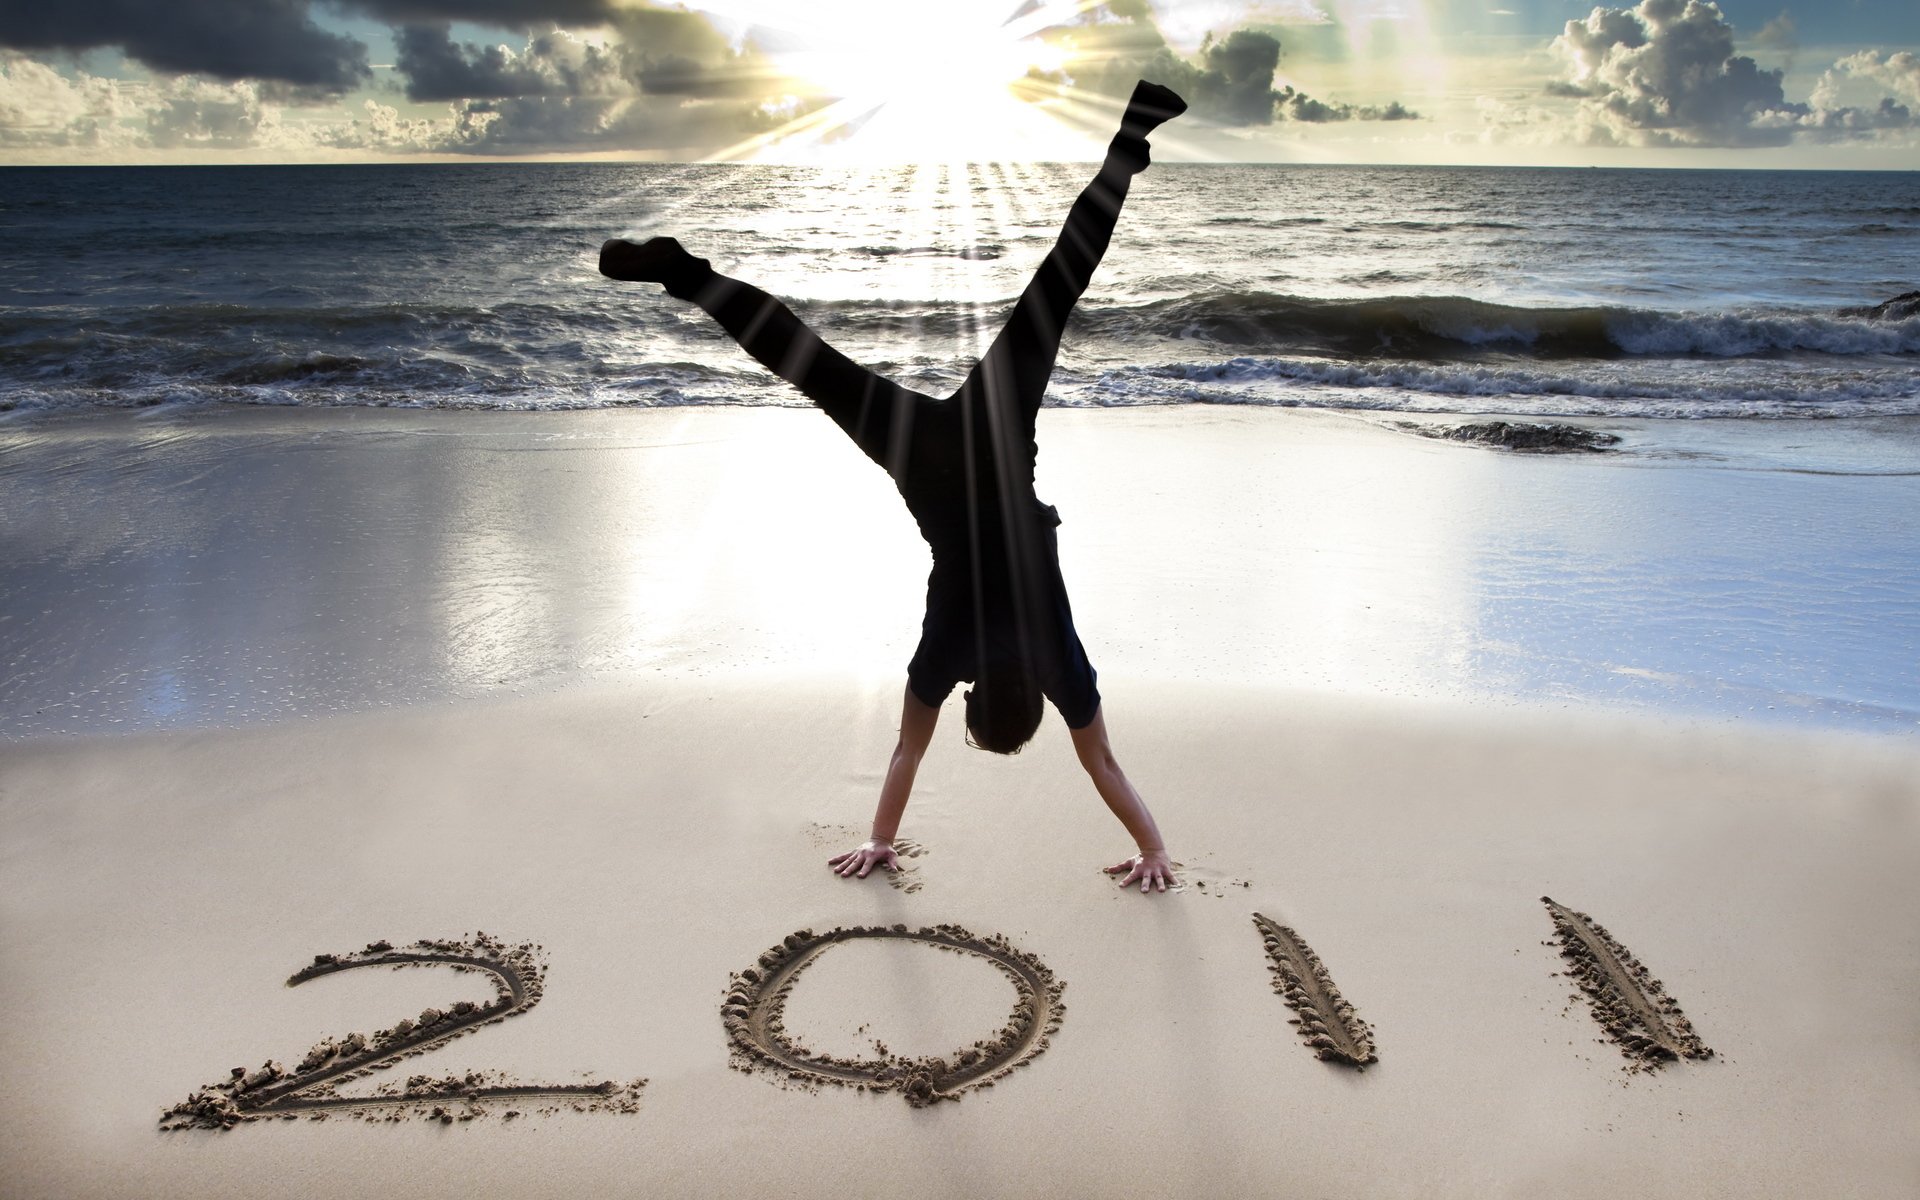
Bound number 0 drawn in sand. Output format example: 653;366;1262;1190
1542;897;1713;1070
161;934;644;1130
723;924;1064;1107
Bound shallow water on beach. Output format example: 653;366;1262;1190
3;407;1915;738
1;163;1916;418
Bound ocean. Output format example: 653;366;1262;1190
2;162;1916;418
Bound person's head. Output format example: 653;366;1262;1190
963;659;1044;755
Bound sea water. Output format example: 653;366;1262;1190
2;163;1917;738
2;162;1916;418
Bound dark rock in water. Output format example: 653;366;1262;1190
1402;420;1620;453
1839;290;1920;321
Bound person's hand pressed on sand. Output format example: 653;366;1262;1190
1105;851;1177;894
828;840;900;879
828;686;1177;895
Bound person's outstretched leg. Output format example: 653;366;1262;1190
601;237;916;472
959;80;1186;422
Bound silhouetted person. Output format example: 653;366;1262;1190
601;81;1185;894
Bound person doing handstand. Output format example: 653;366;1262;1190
600;81;1185;894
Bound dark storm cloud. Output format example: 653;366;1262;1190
337;1;619;26
1278;87;1418;122
391;11;774;105
394;24;566;100
1048;9;1418;126
0;0;368;90
378;15;796;155
1194;30;1285;124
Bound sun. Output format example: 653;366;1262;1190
696;0;1106;162
779;0;1065;101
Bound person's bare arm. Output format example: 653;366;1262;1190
829;685;940;879
1071;706;1177;894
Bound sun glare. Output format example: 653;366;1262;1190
697;0;1112;162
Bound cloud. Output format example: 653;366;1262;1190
1278;85;1417;121
0;54;330;152
389;25;795;154
1549;0;1909;146
1827;50;1920;107
0;1;368;91
145;78;282;148
1138;1;1332;53
0;10;800;159
394;24;573;101
0;54;134;147
1044;7;1418;126
1196;30;1289;123
1750;11;1796;52
338;1;620;25
1552;0;1797;145
391;2;774;103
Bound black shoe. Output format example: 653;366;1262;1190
1120;80;1187;140
598;236;706;284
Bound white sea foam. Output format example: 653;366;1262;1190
3;161;1917;419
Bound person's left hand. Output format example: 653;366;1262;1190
1105;850;1177;894
829;840;900;879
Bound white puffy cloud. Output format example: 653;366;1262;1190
1825;50;1920;107
145;79;281;148
1552;0;1799;145
0;54;136;147
0;55;311;152
1549;0;1911;146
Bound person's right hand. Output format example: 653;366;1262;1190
829;840;899;879
1105;850;1177;894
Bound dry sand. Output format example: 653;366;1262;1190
2;677;1917;1198
2;406;1918;1197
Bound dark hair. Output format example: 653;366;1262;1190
964;660;1044;755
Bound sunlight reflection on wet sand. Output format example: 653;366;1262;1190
2;404;1915;736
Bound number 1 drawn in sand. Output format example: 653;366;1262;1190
1542;897;1712;1070
161;934;643;1130
1251;913;1378;1068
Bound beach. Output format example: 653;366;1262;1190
3;405;1917;1198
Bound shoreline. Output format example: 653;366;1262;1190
3;403;1917;1196
4;404;1918;739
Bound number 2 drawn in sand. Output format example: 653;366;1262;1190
160;933;644;1130
723;924;1064;1107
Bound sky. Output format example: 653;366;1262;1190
1;0;1916;167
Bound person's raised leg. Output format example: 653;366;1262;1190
600;237;914;471
959;80;1186;423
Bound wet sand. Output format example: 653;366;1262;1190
5;405;1919;735
2;406;1918;1197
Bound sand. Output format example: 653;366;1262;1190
161;935;643;1129
2;406;1919;1198
723;924;1064;1107
1542;898;1713;1070
1253;914;1378;1068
